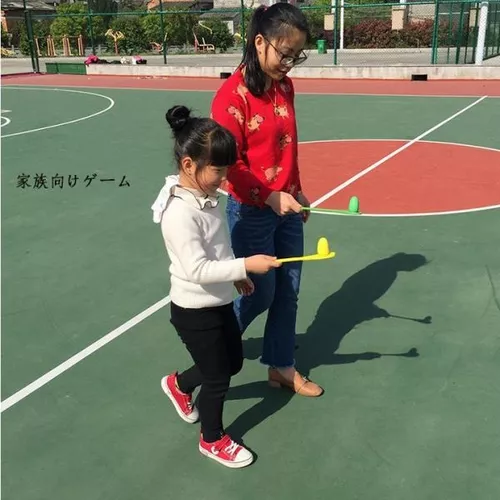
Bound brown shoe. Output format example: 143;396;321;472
268;368;324;397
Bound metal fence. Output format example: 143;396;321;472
1;0;499;72
430;0;500;63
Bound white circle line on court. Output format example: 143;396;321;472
1;87;115;138
308;204;500;218
361;205;500;217
3;83;500;99
1;116;12;128
299;138;500;154
297;138;500;218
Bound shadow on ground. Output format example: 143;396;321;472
226;252;430;443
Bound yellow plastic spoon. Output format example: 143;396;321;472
277;237;336;264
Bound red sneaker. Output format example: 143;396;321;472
161;373;199;424
199;434;254;468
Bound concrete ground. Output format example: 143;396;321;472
3;49;500;75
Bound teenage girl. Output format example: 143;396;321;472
151;105;280;469
211;3;323;397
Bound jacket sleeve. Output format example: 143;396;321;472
211;90;274;206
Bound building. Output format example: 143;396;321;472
1;0;56;33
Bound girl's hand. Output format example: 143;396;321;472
244;255;282;274
234;278;255;296
297;192;311;222
265;191;303;216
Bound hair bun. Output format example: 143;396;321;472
166;105;191;133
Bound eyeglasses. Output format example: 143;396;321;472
264;38;308;67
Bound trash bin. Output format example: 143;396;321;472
317;39;326;54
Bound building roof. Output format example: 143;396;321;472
200;10;241;20
147;0;202;9
1;0;56;11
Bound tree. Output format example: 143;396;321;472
50;4;106;52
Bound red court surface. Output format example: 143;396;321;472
2;73;500;96
299;140;500;215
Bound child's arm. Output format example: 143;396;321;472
163;210;247;285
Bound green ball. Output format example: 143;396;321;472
348;196;359;213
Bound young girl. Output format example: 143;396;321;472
211;3;323;397
151;104;281;469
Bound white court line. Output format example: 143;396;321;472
1;87;115;138
311;96;488;208
0;94;488;413
4;83;500;99
0;296;171;412
0;180;331;412
1;115;12;127
411;139;500;154
299;138;500;154
310;204;500;218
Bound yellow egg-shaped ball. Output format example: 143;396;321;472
317;237;330;255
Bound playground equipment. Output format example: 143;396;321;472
34;35;84;57
105;29;125;55
193;22;215;52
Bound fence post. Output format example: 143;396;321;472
340;0;344;50
455;1;466;64
159;0;167;64
240;0;246;46
431;0;441;64
23;0;39;73
475;1;490;64
87;2;96;56
333;0;339;65
497;2;500;55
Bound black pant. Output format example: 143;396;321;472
170;301;243;443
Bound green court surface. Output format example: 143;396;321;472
1;84;500;500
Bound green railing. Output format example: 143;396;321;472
484;0;500;59
2;0;499;72
431;0;500;63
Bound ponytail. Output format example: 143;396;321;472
241;6;268;97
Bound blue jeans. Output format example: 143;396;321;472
226;195;304;368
